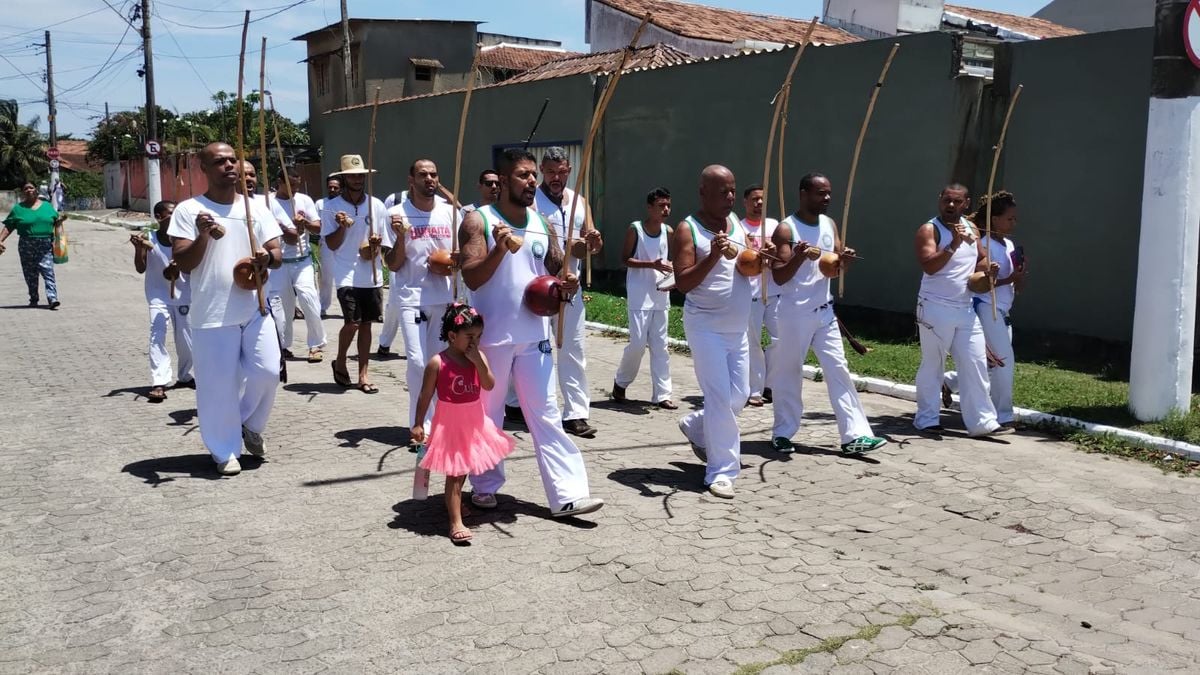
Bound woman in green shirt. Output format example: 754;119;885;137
1;180;64;308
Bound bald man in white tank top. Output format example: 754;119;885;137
913;185;1011;437
673;165;760;499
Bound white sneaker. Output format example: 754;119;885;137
242;426;265;457
708;479;735;499
551;497;604;518
969;425;1016;438
217;458;242;476
678;419;706;462
470;492;497;509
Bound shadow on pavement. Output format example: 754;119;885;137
336;425;410;449
591;399;652;416
387;491;597;540
121;453;263;485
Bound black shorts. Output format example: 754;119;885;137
336;287;383;323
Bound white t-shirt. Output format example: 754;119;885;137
740;217;778;299
976;235;1018;313
273;192;319;259
535;185;586;276
384;191;448;209
319;194;388;289
167;195;282;329
144;237;191;306
381;198;455;308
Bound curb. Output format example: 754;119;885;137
584;321;1200;462
66;212;150;231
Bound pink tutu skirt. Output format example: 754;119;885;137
420;399;516;476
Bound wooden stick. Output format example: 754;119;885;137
759;18;817;304
366;87;382;285
584;175;592;288
451;44;481;301
557;13;651;347
258;37;269;211
235;12;266;316
984;84;1024;321
766;83;793;302
837;42;900;299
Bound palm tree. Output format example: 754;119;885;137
0;100;48;188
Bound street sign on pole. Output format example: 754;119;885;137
48;159;60;170
145;140;162;158
46;147;60;160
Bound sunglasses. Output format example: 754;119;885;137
481;180;500;187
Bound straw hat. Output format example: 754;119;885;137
334;154;376;175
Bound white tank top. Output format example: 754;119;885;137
740;217;778;299
145;238;191;306
386;199;455;308
682;214;750;334
975;235;1017;312
918;217;978;308
626;220;670;311
535;186;586;277
471;205;553;346
773;213;836;311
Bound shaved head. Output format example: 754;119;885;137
700;164;734;187
698;165;736;220
200;142;234;166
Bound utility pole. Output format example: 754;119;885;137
106;102;117;161
44;31;59;209
141;0;162;212
340;0;353;107
1129;0;1200;420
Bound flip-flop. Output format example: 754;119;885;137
308;349;324;363
332;362;352;387
358;382;379;394
450;528;473;545
147;387;167;403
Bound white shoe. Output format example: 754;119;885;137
470;492;497;509
551;497;604;518
241;426;265;457
708;478;735;499
969;425;1016;438
217;458;242;476
678;419;706;462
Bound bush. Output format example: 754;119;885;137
62;171;104;199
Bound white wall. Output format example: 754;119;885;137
1034;0;1153;33
823;0;901;37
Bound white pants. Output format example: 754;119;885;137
678;324;749;485
557;296;590;421
470;340;592;510
191;312;281;463
944;303;1015;424
614;307;672;402
318;248;333;314
747;296;775;397
148;302;193;386
766;304;873;444
386;304;446;429
275;259;327;350
915;299;999;434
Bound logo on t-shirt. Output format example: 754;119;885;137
821;233;834;250
532;239;546;260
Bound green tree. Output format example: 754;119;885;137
0;100;49;189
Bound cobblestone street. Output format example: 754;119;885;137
1;219;1198;674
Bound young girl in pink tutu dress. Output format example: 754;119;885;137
411;303;515;543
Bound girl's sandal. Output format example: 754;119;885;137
147;386;167;403
449;528;473;545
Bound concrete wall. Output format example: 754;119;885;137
1034;0;1153;33
1002;28;1152;341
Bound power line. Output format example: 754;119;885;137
0;8;109;41
0;52;44;89
156;41;291;60
55;22;135;97
156;0;313;13
157;0;313;30
100;0;139;30
157;16;214;98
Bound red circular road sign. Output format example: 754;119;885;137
46;147;60;160
1186;0;1200;70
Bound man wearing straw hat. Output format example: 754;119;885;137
739;184;778;408
320;154;388;394
912;183;1011;437
533;146;603;438
167;142;283;476
766;173;887;454
458;147;604;519
379;159;455;437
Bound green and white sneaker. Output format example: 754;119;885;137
770;436;794;452
841;436;888;454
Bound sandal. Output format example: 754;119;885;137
450;527;473;545
147;386;167;403
307;348;324;363
358;382;379;394
332;362;352;387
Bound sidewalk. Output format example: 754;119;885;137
0;221;1198;673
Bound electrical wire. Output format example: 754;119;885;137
0;7;109;41
157;0;313;30
55;22;135;97
0;52;44;89
157;17;214;98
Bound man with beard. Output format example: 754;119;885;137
167;143;283;475
740;184;778;407
766;173;887;454
380;159;455;436
527;146;603;438
458;148;603;519
461;169;500;217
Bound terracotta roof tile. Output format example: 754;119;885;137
55;140;99;172
594;0;859;46
478;45;581;72
943;4;1082;40
505;43;694;83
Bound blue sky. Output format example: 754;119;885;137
0;0;1051;138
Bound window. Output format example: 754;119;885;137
313;57;328;97
414;65;434;82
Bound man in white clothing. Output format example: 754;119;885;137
315;175;341;318
132;200;193;403
168;142;283;476
460;147;603;519
674;165;760;499
271;167;327;362
532;146;603;438
913;184;1011;437
381;159;455;434
766;173;887;454
740;184;779;407
461;169;500;217
242;162;298;370
321;154;388;394
612;187;676;409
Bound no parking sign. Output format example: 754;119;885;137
1185;0;1200;69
